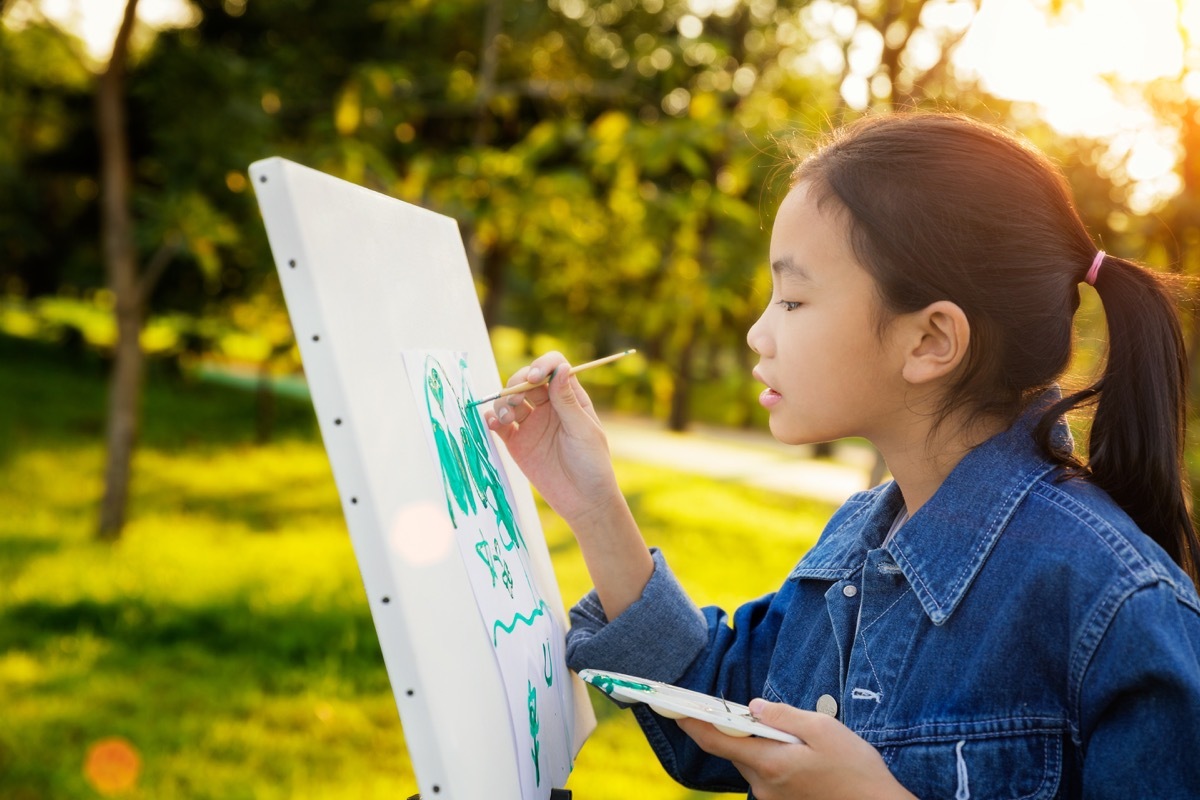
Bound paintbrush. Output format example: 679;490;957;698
468;349;636;407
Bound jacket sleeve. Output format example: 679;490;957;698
565;548;794;792
1078;580;1200;798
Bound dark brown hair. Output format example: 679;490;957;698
793;112;1197;584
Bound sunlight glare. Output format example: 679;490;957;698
14;0;198;63
957;0;1183;138
687;0;740;18
957;0;1196;208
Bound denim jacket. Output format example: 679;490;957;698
566;404;1200;798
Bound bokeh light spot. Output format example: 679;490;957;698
84;737;142;796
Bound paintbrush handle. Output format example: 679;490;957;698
473;349;636;405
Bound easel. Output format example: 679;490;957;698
251;158;594;800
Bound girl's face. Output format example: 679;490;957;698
747;182;910;446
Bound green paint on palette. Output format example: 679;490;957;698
586;673;654;696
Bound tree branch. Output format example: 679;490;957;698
473;0;504;146
880;0;930;84
106;0;140;82
497;77;636;101
97;0;141;295
137;233;182;306
903;12;976;105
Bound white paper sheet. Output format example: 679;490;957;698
402;351;572;799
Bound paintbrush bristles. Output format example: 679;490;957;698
469;349;636;407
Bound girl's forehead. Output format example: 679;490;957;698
769;184;856;265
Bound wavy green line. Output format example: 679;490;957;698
493;601;550;645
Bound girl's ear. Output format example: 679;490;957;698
900;300;970;385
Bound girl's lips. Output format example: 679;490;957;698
759;387;783;408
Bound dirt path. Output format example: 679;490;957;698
598;413;886;506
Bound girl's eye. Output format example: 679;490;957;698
777;300;802;312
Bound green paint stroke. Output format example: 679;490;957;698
474;532;514;598
493;600;550;645
474;533;497;583
424;361;476;527
528;680;541;787
457;358;525;551
422;355;524;552
585;673;654;697
542;641;553;687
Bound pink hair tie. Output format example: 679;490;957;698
1085;250;1105;286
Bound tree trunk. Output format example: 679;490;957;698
100;299;145;539
735;343;755;429
479;243;506;329
473;0;504;148
256;365;276;445
667;331;695;433
97;0;142;541
466;0;506;328
1177;103;1200;407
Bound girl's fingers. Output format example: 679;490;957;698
749;699;829;742
519;360;567;410
526;352;569;387
490;395;531;427
504;395;535;425
503;364;533;388
677;717;781;765
503;351;568;391
484;408;513;438
491;353;568;421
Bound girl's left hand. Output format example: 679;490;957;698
676;699;918;800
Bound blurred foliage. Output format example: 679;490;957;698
0;334;832;798
4;0;1193;429
3;0;1119;431
4;0;1192;438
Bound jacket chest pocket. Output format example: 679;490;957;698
878;729;1063;800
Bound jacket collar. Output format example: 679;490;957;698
791;391;1068;625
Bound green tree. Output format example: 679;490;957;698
2;0;255;537
2;0;183;538
9;0;1192;537
95;0;155;539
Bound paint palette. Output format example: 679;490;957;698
577;669;802;744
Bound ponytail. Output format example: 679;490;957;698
793;113;1199;586
1036;254;1199;585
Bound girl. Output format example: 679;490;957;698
485;113;1200;799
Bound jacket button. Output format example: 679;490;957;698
842;584;858;597
816;694;838;717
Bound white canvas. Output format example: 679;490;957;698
403;350;572;797
249;157;594;799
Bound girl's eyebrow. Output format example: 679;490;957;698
771;256;812;282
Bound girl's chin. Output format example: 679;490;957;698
766;417;808;447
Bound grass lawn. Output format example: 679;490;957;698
0;336;832;799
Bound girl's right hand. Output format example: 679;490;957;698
484;352;622;527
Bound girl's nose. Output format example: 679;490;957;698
747;312;770;357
